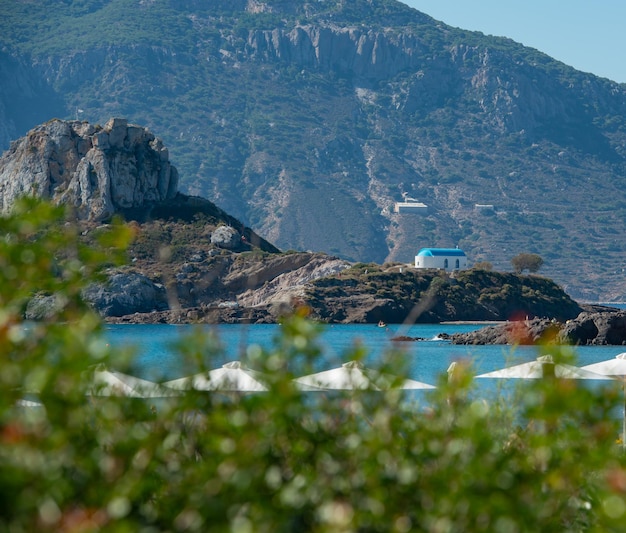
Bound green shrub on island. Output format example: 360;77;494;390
1;199;626;531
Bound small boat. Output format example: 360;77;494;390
378;320;387;328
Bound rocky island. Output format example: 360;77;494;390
1;118;624;344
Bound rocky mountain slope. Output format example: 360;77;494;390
1;0;626;300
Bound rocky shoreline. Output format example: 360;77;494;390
101;296;626;346
445;307;626;346
93;263;626;345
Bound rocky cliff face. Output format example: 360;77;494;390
243;27;599;139
245;25;433;82
0;118;178;220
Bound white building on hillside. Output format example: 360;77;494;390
394;201;428;214
414;248;468;271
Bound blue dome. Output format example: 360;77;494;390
417;248;466;257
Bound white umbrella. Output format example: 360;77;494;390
16;399;43;408
476;355;614;440
581;353;626;448
476;354;612;380
89;369;174;398
163;361;268;392
581;353;626;377
293;360;434;391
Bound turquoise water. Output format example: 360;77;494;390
103;323;623;401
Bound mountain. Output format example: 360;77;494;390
1;0;626;301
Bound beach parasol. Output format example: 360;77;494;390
293;360;435;391
16;399;43;407
163;361;269;392
476;354;613;439
581;353;626;448
475;354;612;380
89;369;174;398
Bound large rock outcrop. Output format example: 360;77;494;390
0;118;178;220
448;309;626;346
82;272;169;317
448;318;561;346
558;310;626;345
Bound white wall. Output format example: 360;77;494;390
414;255;467;271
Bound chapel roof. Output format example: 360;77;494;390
417;248;466;257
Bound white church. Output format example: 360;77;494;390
414;247;468;271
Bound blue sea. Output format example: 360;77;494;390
103;322;625;401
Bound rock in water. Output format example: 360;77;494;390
0;118;178;220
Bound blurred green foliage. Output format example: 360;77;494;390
1;198;626;531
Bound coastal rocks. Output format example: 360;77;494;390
104;305;275;325
83;272;169;317
449;318;559;345
558;310;626;345
0;118;178;220
449;310;626;346
557;313;599;345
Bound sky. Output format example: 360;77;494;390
403;0;626;84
